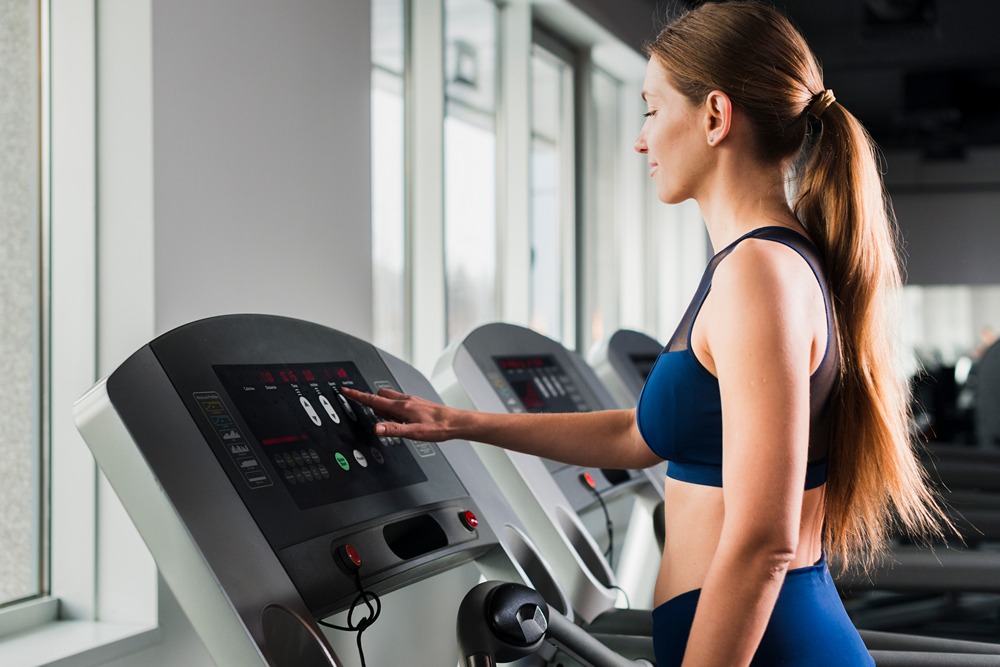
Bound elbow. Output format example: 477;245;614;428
726;526;799;575
761;541;798;570
742;537;798;585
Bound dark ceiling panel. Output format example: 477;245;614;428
642;0;1000;156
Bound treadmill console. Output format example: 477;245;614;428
96;316;495;619
212;361;427;509
492;355;591;414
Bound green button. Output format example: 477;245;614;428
335;452;350;471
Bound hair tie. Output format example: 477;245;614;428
808;89;836;119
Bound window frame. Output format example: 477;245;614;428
0;0;159;662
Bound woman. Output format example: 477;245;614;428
344;2;949;664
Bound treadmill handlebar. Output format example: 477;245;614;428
458;580;652;667
546;609;654;667
458;581;548;666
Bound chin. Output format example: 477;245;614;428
656;188;686;205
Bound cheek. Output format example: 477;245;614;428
646;124;668;157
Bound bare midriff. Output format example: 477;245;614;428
654;477;826;606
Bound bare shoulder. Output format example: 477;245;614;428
711;236;817;307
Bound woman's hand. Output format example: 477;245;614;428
341;387;473;443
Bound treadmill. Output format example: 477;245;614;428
434;323;667;615
589;329;663;414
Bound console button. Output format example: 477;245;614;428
353;449;368;468
460;510;479;531
299;396;322;426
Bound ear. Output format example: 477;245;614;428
703;90;732;146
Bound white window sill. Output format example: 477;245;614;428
0;599;159;667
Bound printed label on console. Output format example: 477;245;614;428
194;391;273;489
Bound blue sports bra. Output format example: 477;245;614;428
636;226;839;489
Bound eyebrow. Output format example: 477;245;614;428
641;90;648;101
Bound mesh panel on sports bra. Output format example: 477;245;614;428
659;226;839;465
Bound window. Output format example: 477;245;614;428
369;0;683;366
529;40;575;348
444;0;499;343
0;0;43;611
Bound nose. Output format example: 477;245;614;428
633;130;647;154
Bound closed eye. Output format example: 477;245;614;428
644;111;656;118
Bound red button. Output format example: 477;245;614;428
460;510;479;530
341;544;362;569
581;472;596;490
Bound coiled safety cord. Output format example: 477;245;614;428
318;570;382;667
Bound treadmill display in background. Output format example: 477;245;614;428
629;353;660;382
213;362;427;510
492;355;590;413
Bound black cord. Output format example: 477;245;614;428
610;584;631;610
318;570;382;667
589;486;615;570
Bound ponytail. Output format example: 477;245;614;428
795;104;950;571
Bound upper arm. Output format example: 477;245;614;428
698;240;820;551
624;407;668;469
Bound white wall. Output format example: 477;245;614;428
97;1;372;664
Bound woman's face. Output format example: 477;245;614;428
634;58;707;204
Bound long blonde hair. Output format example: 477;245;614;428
646;1;949;571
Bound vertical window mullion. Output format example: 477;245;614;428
371;0;408;360
407;0;447;373
497;1;531;328
48;0;99;620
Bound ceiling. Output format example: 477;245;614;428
668;0;1000;158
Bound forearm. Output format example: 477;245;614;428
680;542;793;667
343;386;660;470
460;408;657;470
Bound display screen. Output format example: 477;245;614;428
629;353;660;381
213;362;428;510
493;355;589;413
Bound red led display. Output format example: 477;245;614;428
497;357;547;370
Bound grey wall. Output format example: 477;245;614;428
152;0;372;338
895;189;1000;285
886;148;1000;286
100;1;372;665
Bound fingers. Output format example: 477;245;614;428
341;386;408;406
373;420;411;438
339;387;422;437
339;386;446;442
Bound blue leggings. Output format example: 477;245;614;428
651;556;873;666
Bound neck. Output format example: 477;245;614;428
696;155;801;253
